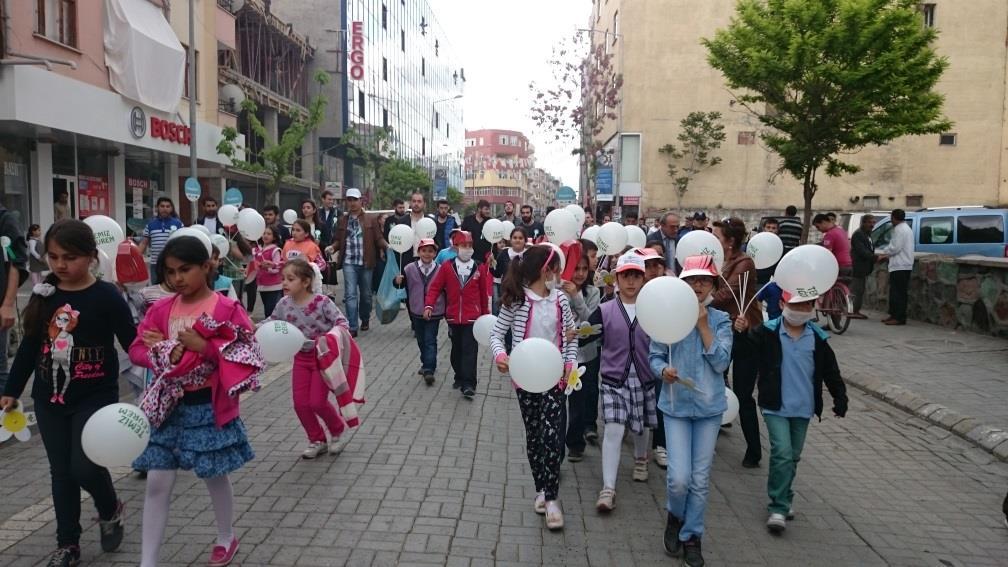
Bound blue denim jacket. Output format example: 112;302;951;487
649;306;733;419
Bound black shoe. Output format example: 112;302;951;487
461;386;475;399
663;513;683;557
360;322;370;331
134;469;147;479
98;500;125;552
683;536;705;567
452;380;462;390
567;449;584;462
350;330;358;338
423;373;435;386
46;545;80;567
741;458;761;469
585;430;599;445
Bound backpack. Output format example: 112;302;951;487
115;240;149;284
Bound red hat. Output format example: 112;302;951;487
678;255;719;279
417;238;437;251
451;230;473;246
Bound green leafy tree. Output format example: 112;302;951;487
446;186;464;210
374;158;431;209
217;71;329;205
339;126;394;202
658;111;726;213
704;0;951;242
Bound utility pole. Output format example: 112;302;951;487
188;0;198;221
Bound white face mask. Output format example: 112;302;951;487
456;248;474;262
545;274;560;291
782;306;815;326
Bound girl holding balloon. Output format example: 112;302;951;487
283;219;326;273
129;235;263;567
1;220;136;566
647;255;734;567
490;244;579;531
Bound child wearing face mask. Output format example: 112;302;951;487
734;291;848;536
423;230;491;399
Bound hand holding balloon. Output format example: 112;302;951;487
733;317;750;333
662;367;679;383
495;354;509;374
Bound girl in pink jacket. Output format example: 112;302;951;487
255;225;284;318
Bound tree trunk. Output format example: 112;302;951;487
676;190;683;217
801;168;815;244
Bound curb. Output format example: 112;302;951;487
846;370;1008;461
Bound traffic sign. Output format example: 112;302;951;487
224;187;243;206
184;177;201;202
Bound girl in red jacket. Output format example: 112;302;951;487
423;230;491;399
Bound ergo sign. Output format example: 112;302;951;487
349;21;364;81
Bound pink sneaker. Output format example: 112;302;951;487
208;538;239;567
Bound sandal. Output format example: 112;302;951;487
544;500;564;530
533;491;546;515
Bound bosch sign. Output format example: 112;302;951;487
349;21;364;81
129;107;191;146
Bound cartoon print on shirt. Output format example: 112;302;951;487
46;303;79;404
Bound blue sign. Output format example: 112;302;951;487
224;187;244;206
184;177;201;203
595;167;613;199
433;168;448;201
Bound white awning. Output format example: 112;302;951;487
103;0;185;113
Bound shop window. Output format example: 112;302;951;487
35;0;77;48
183;45;199;101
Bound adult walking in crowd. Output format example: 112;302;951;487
138;197;183;285
0;202;28;392
300;199;324;240
327;188;388;337
393;191;431;265
196;197;227;236
516;204;545;242
756;218;780;286
261;205;291;246
499;200;517;223
384;199;407;240
317;190;340;247
849;214;877;319
877;208;913;326
462;199;494;263
433;199;457;251
777;206;803;253
646;212;680;275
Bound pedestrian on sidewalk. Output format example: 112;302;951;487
877;208;913;326
584;250;659;513
492;227;528;315
396;239;444;386
423;230;491;399
27;223;47;285
849;214;877;319
262;258;350;459
130;236;263;567
490;245;579;531
561;247;601;462
734;290;848;536
648;255;733;567
253;226;284;318
1;220;134;567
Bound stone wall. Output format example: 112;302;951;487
863;254;1008;337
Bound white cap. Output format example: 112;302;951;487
345;187;362;199
614;251;646;274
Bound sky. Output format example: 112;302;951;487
427;0;592;193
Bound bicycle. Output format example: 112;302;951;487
816;279;854;334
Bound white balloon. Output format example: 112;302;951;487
83;215;124;258
210;234;231;257
580;225;600;243
636;276;699;344
81;403;151;467
722;388;740;425
388;224;416;253
502;220;516;238
473;314;498;347
481;218;505;243
625;225;647;248
544;209;578;243
675;230;725;270
596;222;629;255
237;208;266;241
415;217;437;239
282;209;298;225
774;245;839;301
255;320;307;363
95;249;117;283
218;205;240;227
189;224;212;237
565;204;586;227
508;337;564;393
746;231;784;270
168;226;214;257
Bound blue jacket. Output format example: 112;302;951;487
649;306;733;419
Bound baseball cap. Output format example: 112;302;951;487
633;246;666;265
692;211;708;221
417;238;437;250
614;251;646;274
450;229;473;246
782;289;820;303
345;187;362;199
678;255;719;279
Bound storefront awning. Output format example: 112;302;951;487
104;0;185;113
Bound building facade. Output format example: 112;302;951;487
585;0;1008;223
464;128;561;214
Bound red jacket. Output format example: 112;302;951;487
424;258;491;324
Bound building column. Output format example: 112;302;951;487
30;143;54;229
264;109;279;143
111;149;126;227
301;136;317;186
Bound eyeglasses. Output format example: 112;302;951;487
685;277;714;287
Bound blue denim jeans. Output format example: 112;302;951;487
410;315;440;374
664;414;722;541
342;263;373;332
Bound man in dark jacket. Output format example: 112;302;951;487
0;206;28;390
461;199;494;263
327;188;389;336
516;204;545;241
849;214;876;319
317;189;341;249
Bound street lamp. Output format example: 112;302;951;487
430;94;463;202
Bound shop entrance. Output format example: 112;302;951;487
52;175;76;221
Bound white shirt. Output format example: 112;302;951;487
203;216;219;234
455;258;475;283
525;288;560;343
883;222;914;272
622;302;637;323
419;260;435;278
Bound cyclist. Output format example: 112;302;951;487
813;214;852;282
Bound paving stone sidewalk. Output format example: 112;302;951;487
0;301;1006;565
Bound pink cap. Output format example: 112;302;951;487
417;238;437;250
614;252;646;274
678;255;719;279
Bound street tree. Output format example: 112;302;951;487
658;111;726;213
704;0;951;242
217;71;329;206
375;158;431;209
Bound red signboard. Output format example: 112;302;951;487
622;196;640;206
349;21;364;81
78;175;110;218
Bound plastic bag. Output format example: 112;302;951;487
375;253;406;324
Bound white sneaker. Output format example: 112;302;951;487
544;500;564;530
766;513;787;534
654;446;668;469
301;441;328;459
632;458;649;482
533;491;546;515
596;488;615;512
328;439;343;456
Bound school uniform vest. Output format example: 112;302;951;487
598;300;657;386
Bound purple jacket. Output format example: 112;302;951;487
402;260;445;318
588;300;658;386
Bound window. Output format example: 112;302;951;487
872;218;913;248
382;108;388;129
422;137;426;156
862;195;880;209
958;215;1005;244
446;123;450;137
737;131;756;145
434;112;439;129
478;137;483;145
381;3;387;29
35;0;77;47
183;45;198;100
620;133;641;183
401;29;405;51
919;216;953;244
382;57;388;81
466;138;476;147
939;133;957;146
358;89;365;118
422;57;426;77
612;11;619;44
500;135;509;145
921;3;936;27
905;194;923;208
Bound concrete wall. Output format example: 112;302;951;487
864;255;1008;337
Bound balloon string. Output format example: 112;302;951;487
742;279;774;315
720;273;742;315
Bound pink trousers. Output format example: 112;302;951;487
292;351;346;443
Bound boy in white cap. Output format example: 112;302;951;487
396;238;443;386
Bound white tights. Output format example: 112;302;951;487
141;470;235;567
602;423;650;489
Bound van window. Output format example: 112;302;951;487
957;215;1005;244
919;216;953;244
872;219;914;248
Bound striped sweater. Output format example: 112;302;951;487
489;288;579;368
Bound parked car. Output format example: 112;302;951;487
870;206;1008;257
839;211;892;237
